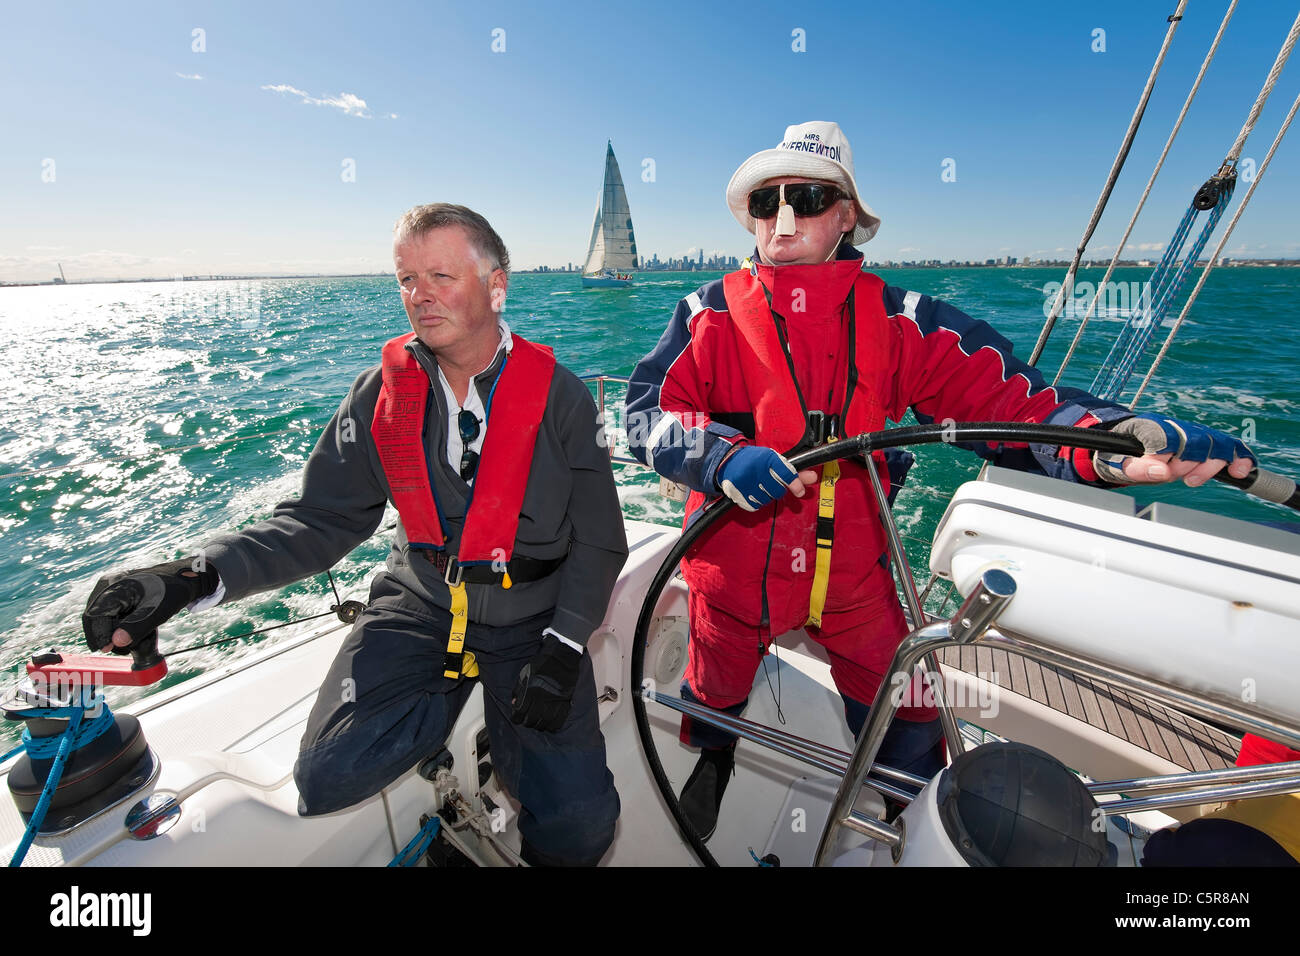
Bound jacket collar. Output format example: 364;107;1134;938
407;319;512;407
747;243;864;317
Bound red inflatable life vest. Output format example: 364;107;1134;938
680;266;897;626
370;332;556;565
720;268;890;452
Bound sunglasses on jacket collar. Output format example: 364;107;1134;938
458;409;480;481
747;183;849;220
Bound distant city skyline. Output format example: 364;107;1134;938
7;253;1294;289
4;2;1299;284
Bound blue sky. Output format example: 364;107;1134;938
3;0;1298;281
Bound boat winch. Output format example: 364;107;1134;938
4;635;167;859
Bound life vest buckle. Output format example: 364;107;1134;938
805;411;840;448
443;555;465;588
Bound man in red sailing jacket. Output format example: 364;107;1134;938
83;204;626;866
625;121;1257;840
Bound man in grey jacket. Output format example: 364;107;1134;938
82;204;627;866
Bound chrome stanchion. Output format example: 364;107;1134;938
812;567;1017;867
864;458;965;760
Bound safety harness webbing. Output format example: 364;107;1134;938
806;458;840;628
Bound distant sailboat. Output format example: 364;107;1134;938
581;142;638;289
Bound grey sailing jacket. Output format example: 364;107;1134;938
202;336;628;645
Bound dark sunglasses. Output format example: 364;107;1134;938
458;410;481;481
459;449;479;482
747;183;848;220
458;409;480;444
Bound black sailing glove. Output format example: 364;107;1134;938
511;635;582;733
82;559;219;653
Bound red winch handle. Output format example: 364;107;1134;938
27;631;168;687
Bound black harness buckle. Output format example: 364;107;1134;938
805;411;840;447
440;649;466;675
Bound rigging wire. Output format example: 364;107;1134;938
1132;85;1300;408
1027;1;1190;368
1224;10;1300;164
1058;8;1300;404
1090;180;1234;401
1053;0;1239;386
1090;8;1300;406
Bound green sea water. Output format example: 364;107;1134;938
2;266;1299;743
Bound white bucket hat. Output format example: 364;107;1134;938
725;120;881;245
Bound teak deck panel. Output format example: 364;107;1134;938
937;647;1239;771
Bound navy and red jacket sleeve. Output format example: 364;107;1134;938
881;286;1132;482
625;282;745;493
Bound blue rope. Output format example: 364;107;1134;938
1105;196;1230;398
1091;180;1234;401
8;693;111;868
388;815;442;867
1092;202;1201;399
20;702;116;760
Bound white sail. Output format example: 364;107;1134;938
583;197;606;275
583;142;638;276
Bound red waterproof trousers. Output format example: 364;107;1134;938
681;557;938;746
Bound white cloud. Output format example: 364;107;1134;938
176;72;203;81
387;113;399;120
1134;241;1164;252
897;246;920;253
261;83;372;118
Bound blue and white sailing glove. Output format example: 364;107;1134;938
1094;413;1255;484
716;445;799;511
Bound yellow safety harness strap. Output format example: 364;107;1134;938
442;581;479;680
806;459;840;628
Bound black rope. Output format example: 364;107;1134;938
758;647;786;727
756;503;786;727
166;609;342;658
165;569;371;658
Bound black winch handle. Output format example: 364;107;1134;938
131;631;165;672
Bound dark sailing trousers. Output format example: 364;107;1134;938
293;572;620;865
